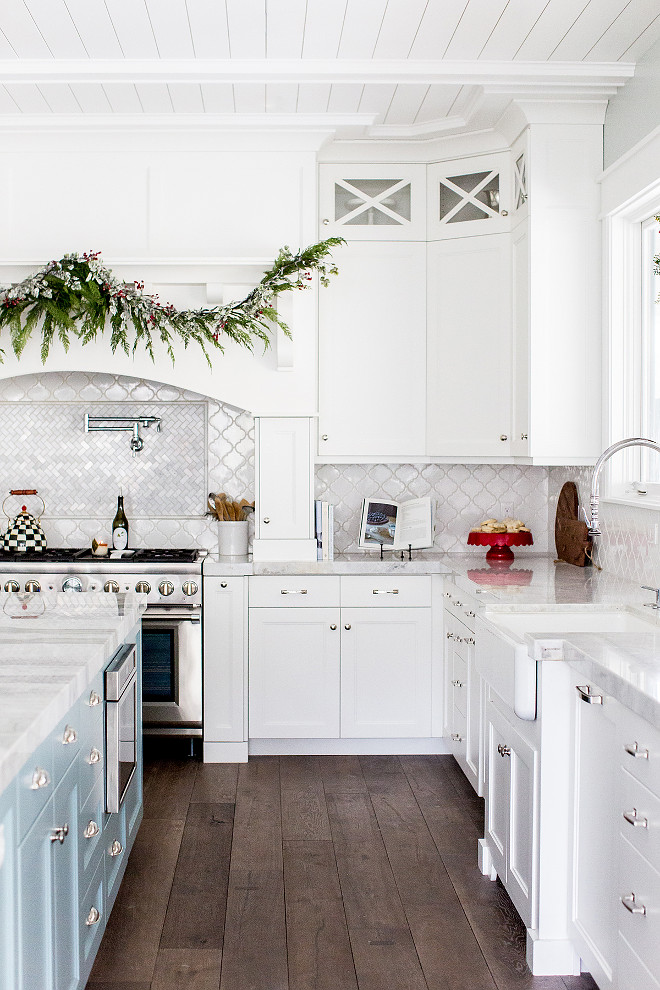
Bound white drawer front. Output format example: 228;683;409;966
340;575;431;608
618;835;660;978
620;768;660;874
617;706;660;797
249;575;340;608
618;932;660;990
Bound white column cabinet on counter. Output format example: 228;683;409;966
317;241;427;460
203;576;248;762
253;417;316;562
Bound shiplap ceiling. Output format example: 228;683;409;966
0;0;657;138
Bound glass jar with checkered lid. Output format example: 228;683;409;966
1;490;47;553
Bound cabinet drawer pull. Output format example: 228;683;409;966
220;581;228;588
576;685;603;704
330;624;337;630
88;690;101;707
453;601;464;607
50;824;69;844
497;743;511;757
621;892;646;915
455;635;463;643
444;591;452;599
451;679;463;688
623;809;648;829
84;820;100;840
624;741;649;760
62;725;77;745
446;631;454;640
86;906;101;926
262;517;270;524
464;610;475;618
451;732;463;742
110;839;123;857
280;589;307;595
372;589;399;595
465;637;475;646
30;767;50;790
88;748;102;765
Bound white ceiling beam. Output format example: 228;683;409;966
0;58;634;88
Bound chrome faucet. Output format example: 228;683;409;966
589;437;660;536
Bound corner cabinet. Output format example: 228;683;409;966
317;241;427;460
319;164;427;241
427;153;512;240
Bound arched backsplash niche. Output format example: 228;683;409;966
0;371;254;550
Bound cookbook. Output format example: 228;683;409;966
358;496;434;551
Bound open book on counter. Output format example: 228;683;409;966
358;497;434;551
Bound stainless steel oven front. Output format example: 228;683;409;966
141;605;202;737
105;643;138;814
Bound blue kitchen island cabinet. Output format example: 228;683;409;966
0;594;145;990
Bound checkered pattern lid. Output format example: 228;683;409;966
1;510;47;553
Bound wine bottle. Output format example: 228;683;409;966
112;493;129;550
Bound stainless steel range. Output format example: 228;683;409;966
0;547;204;738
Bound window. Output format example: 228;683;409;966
641;214;660;482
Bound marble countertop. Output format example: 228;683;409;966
0;592;146;795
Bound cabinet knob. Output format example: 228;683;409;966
451;679;463;688
30;767;50;790
88;690;101;707
621;893;646;916
465;637;475;646
322;219;330;226
501;210;509;217
330;624;337;630
263;517;270;524
497;743;511;757
220;581;228;588
464;610;475;618
446;631;454;640
85;906;101;926
499;434;508;442
521;432;528;441
344;624;351;630
50;824;69;844
62;725;77;745
321;434;328;441
88;748;102;765
110;839;123;857
83;820;100;840
451;732;463;742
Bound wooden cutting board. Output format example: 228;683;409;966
555;482;592;567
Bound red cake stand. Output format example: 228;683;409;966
467;530;533;561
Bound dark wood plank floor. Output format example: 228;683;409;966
87;750;599;990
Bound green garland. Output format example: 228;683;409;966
0;238;344;366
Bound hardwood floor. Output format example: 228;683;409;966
87;749;598;990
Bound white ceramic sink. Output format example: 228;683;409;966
485;609;657;638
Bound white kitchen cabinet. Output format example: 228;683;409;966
427;153;512;240
427;233;512;458
319;163;427;240
0;782;17;990
340;606;432;738
444;606;482;796
203;576;247;761
484;693;539;930
568;676;619;990
248;607;341;738
253;417;315;561
317;240;426;460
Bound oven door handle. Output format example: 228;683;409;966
145;606;201;621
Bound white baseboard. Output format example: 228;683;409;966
248;737;451;756
203;741;249;763
526;929;581;976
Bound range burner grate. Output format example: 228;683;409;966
0;547;201;564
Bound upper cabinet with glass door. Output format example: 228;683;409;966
428;153;511;239
319;164;427;240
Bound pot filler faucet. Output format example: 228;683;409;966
589;437;660;536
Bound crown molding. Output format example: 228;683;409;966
0;57;635;88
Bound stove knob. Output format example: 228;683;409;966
25;580;41;593
104;580;119;594
62;577;83;593
159;581;174;597
4;580;19;592
135;581;151;595
182;581;198;597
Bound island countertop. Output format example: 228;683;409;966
0;592;145;795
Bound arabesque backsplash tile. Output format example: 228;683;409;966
2;372;654;573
